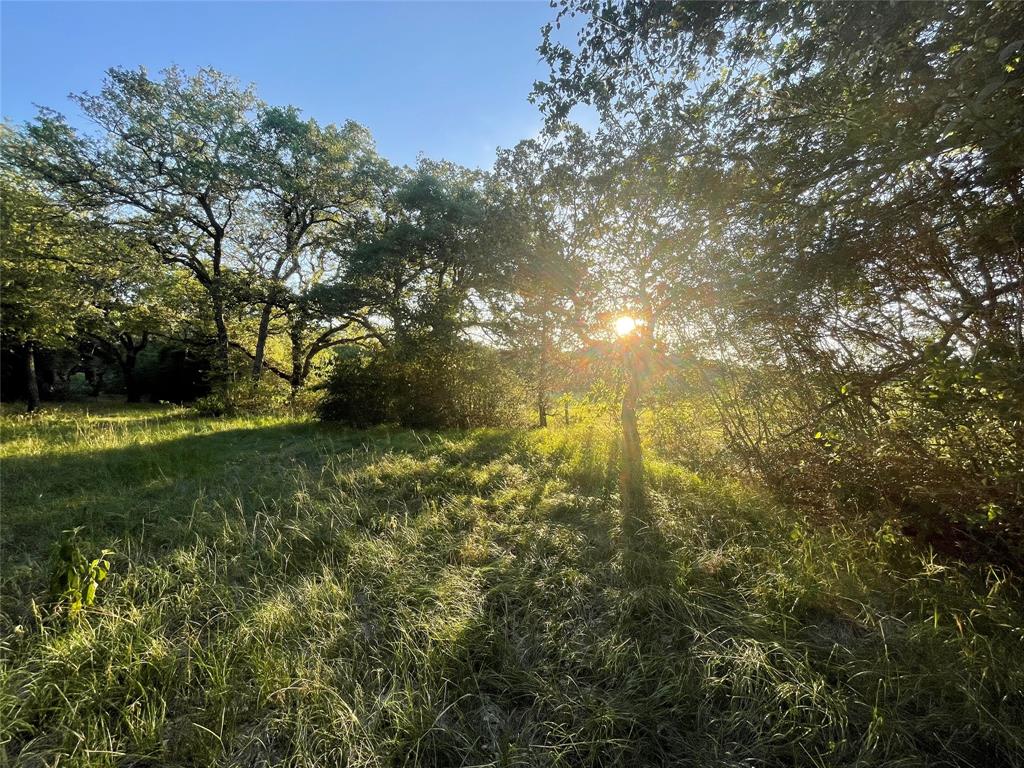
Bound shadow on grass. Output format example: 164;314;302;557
395;470;697;763
4;415;1017;767
0;420;441;564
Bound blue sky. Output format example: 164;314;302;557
1;1;574;169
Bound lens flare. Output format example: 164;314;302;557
613;315;639;337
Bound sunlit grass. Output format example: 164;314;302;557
1;404;1021;766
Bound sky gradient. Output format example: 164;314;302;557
1;1;569;169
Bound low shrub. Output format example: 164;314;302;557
195;380;292;417
318;338;527;429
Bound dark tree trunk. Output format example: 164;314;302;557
122;353;140;403
189;231;230;383
90;368;104;397
206;234;232;382
251;302;274;381
210;286;231;379
24;341;40;413
288;321;304;406
118;332;148;403
537;390;548;428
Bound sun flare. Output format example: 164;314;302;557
613;315;640;337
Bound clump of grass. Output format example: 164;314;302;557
1;405;1021;766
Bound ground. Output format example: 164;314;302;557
1;404;1022;767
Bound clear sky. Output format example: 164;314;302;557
1;1;569;169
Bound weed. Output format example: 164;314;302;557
47;528;113;617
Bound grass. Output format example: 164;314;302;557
1;403;1022;767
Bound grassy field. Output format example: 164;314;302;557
1;404;1022;767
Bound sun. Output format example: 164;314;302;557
613;315;640;337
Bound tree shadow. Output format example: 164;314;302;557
3;416;534;765
18;414;999;767
395;463;697;764
0;421;442;565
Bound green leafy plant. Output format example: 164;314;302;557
48;529;113;616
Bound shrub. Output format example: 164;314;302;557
318;338;526;429
708;354;1024;565
193;375;293;416
315;346;393;426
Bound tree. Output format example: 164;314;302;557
241;107;385;383
537;0;1024;406
0;169;93;410
494;134;593;426
79;254;194;403
536;0;1024;546
342;160;519;348
11;67;260;380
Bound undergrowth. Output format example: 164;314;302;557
1;404;1021;766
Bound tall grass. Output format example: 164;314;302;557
1;404;1021;766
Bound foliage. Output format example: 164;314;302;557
758;355;1024;563
492;134;595;425
6;67;393;391
533;0;1024;555
318;338;527;429
313;346;391;427
9;67;261;375
238;105;385;386
47;530;113;617
0;168;92;348
194;373;294;417
4;67;533;412
339;159;521;342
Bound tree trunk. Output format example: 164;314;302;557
620;346;645;528
251;302;274;381
90;368;104;397
122;353;140;403
24;341;40;413
210;284;232;379
537;319;549;428
288;321;304;406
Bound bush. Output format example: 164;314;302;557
710;354;1024;566
194;375;292;416
318;339;526;429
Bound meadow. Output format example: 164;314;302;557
1;403;1022;767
